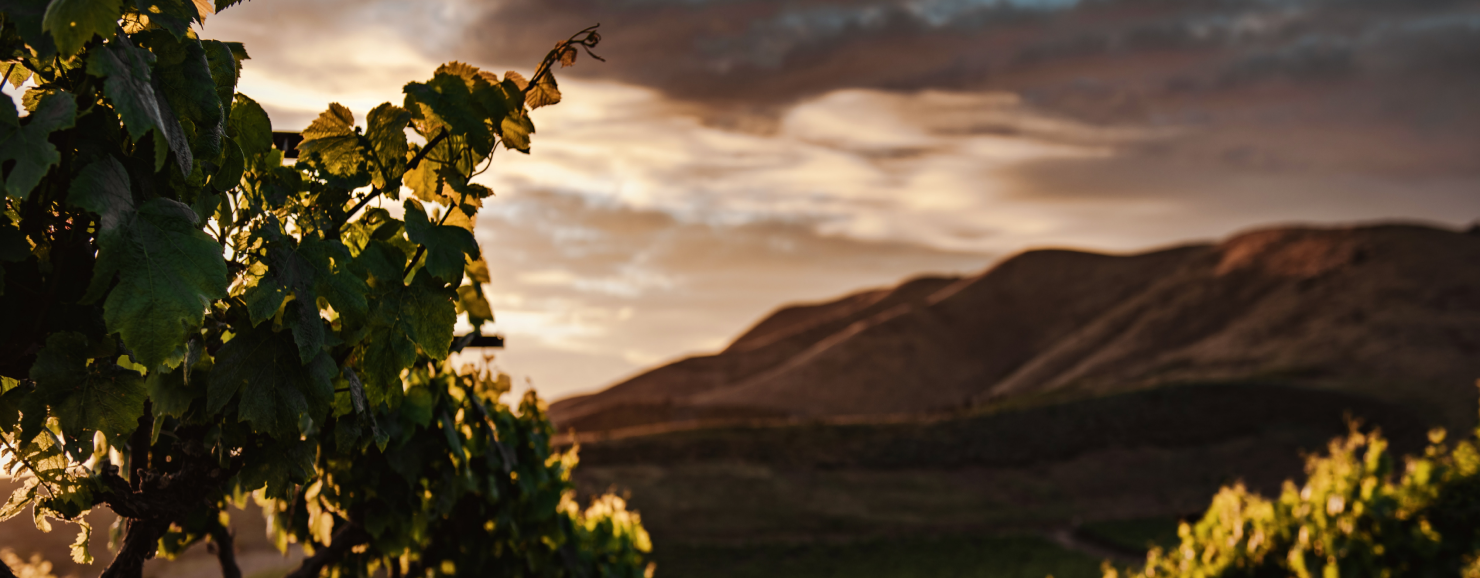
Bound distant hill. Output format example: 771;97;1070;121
551;224;1480;433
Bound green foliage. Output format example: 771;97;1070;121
0;5;643;578
0;90;74;197
1104;424;1480;578
28;332;146;452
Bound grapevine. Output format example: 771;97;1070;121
0;1;650;577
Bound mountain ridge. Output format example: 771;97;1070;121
551;223;1480;433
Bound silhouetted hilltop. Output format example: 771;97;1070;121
551;224;1480;433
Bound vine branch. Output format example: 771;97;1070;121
336;128;450;234
283;523;370;578
208;523;242;578
526;24;604;92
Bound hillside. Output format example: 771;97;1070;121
551;224;1480;433
569;381;1430;545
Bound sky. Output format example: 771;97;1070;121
196;0;1480;400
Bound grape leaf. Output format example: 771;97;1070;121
404;72;494;157
466;255;491;284
191;0;213;19
150;76;194;175
299;235;369;325
365;103;410;190
403;200;478;283
403;155;454;205
208;323;336;439
86;41;159;140
0;90;75;198
86;38;195;175
526;73;561;110
201;39;240;112
437;61;517;128
353;238;405;289
133;0;206;39
0;0;57;58
242;233;367;361
210;136;244;191
139;32;223;159
242;242;321;363
298;103;367;180
358;272;456;406
69;520;92;564
1;62;32;88
236;438;315;499
42;0;122;56
145;363;200;420
500;114;533;153
70;157;229;368
28;332;146;450
456;285;493;322
433;61;481;84
229;94;272;156
503;70;528;91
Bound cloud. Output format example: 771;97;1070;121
197;0;1480;400
201;0;479;128
481;78;1151;253
454;0;1480;111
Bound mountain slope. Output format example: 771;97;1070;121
550;224;1480;432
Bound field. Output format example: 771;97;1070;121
570;382;1429;576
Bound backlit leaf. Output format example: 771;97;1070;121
456;285;493;322
500;114;533;153
299;103;366;182
503;70;529;91
404;73;494;157
466;255;490;284
28;332;147;451
1;62;32;88
526;73;561;109
70;521;92;564
365;103;410;189
403;200;479;284
134;0;200;38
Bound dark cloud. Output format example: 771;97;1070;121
459;0;1480;179
464;0;1480;109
